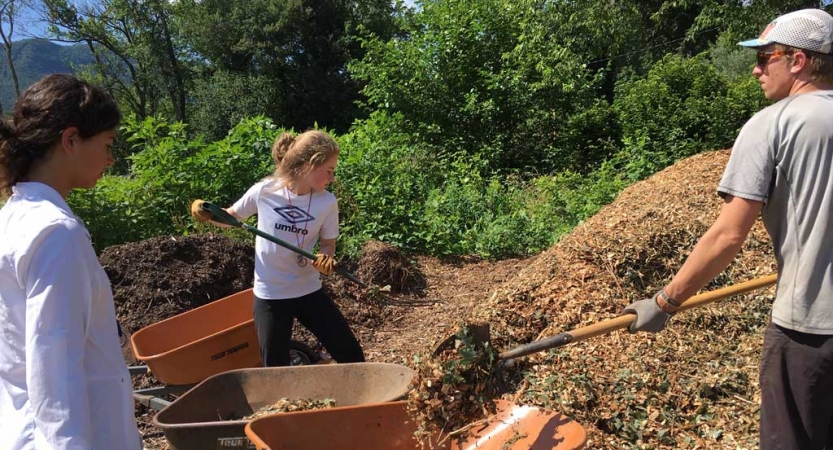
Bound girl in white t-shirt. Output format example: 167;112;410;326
193;130;364;366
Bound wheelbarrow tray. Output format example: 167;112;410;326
130;289;262;385
153;363;415;450
245;399;586;450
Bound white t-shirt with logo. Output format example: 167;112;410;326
232;179;339;300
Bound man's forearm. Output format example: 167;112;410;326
663;195;762;304
664;228;746;303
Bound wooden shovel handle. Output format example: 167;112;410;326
498;274;778;360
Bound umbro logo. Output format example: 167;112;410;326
273;206;315;224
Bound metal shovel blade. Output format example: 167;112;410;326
432;322;491;356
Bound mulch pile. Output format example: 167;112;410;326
101;234;256;334
407;324;507;447
353;240;425;294
104;235;413;355
470;149;776;448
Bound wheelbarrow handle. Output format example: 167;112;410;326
498;273;778;360
200;201;368;288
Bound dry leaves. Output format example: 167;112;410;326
240;398;337;420
407;324;509;448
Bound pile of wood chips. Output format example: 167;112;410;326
242;398;337;420
354;240;423;294
409;150;777;448
475;150;776;448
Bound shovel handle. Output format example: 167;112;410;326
199;201;368;288
242;224;368;288
498;273;778;360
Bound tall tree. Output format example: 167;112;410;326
351;0;616;173
174;0;401;133
0;0;28;112
43;0;189;121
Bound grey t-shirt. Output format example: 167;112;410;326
719;90;833;334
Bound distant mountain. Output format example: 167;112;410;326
0;39;94;112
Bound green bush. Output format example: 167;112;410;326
69;111;630;259
613;53;764;181
335;111;619;259
69;115;278;251
335;112;447;254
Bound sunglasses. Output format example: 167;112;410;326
756;50;793;67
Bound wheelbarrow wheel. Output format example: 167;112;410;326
289;340;320;366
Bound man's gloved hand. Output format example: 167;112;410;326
622;293;672;333
190;199;212;223
313;254;336;275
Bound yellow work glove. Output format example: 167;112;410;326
312;254;336;275
190;199;212;223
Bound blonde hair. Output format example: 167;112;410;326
269;130;340;188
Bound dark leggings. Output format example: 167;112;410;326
759;322;833;450
253;289;365;367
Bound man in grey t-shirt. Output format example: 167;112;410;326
623;9;833;450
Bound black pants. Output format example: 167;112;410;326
253;289;365;367
759;322;833;450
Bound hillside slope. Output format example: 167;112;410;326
0;39;93;110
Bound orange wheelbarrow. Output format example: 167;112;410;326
153;363;416;450
128;288;321;410
245;399;586;450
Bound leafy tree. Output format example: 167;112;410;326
351;0;613;174
0;0;30;112
188;70;283;141
44;0;190;121
613;53;766;180
709;32;757;82
543;0;828;100
656;0;832;62
174;0;401;133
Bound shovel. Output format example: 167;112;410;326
195;201;435;306
435;274;778;361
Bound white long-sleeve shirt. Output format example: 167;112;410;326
0;182;141;450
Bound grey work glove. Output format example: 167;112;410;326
622;294;672;333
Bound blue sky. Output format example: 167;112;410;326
17;5;51;40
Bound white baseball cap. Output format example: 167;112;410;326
739;9;833;54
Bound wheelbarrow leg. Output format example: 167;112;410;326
128;364;150;376
133;384;193;411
